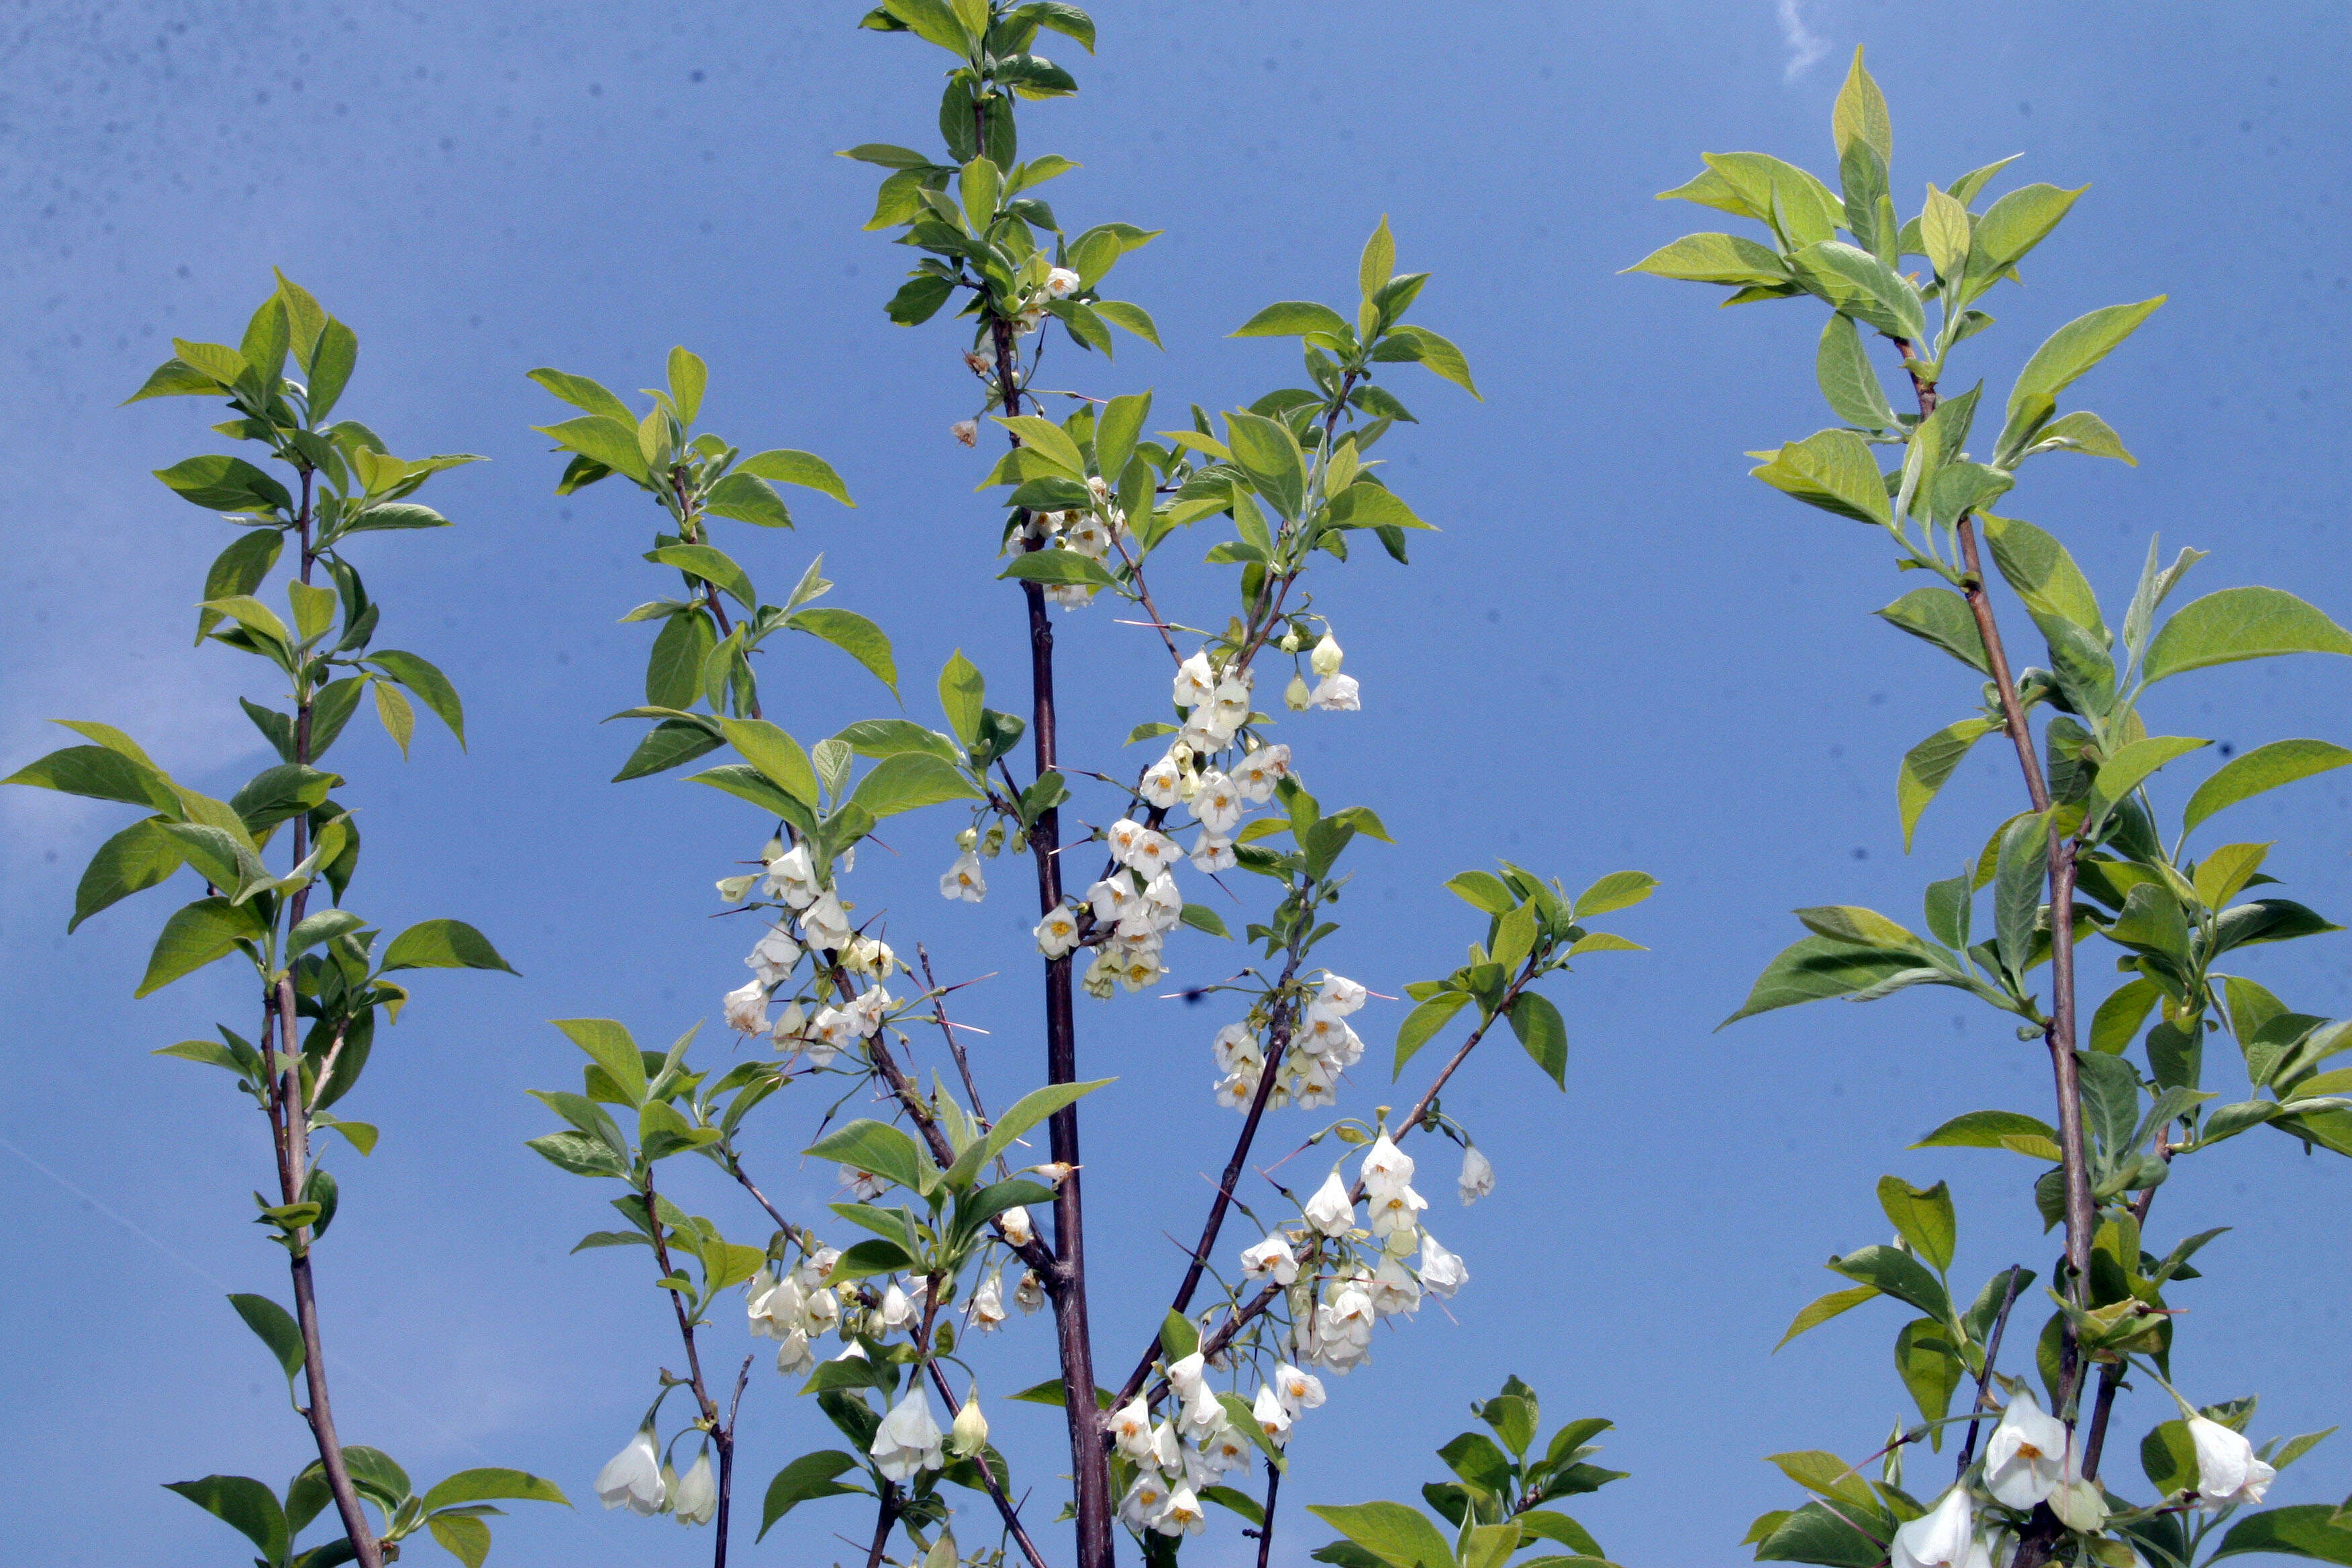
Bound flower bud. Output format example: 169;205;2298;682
956;827;977;852
1284;673;1312;712
1008;828;1028;854
1278;630;1303;653
982;824;1006;857
950;1389;990;1456
1311;634;1344;676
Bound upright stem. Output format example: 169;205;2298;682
1896;340;2094;1411
1953;1267;2024;1477
266;464;383;1568
642;1177;727;1565
715;1356;751;1563
864;1480;901;1568
977;113;1112;1549
1255;1456;1283;1568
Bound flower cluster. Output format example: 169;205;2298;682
595;1424;720;1526
744;1246;846;1376
1280;632;1359;712
715;839;908;1066
1024;475;1130;609
1890;1395;2278;1568
1210;973;1366;1112
1108;1352;1315;1539
1237;1132;1473;1380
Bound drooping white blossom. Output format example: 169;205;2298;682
1119;1472;1172;1530
1367;1254;1424;1317
1165;1352;1206;1396
869;1387;945;1481
940;851;987;903
672;1448;717;1526
595;1426;668;1516
1892;1487;1988;1568
1304;1171;1356;1235
1108;1398;1155;1460
1252;1385;1293;1446
1140;754;1184;809
1366;1179;1429;1239
1034;904;1081;959
1283;673;1312;711
762;842;818;908
951;418;978;446
1230;743;1291;803
969;1271;1008;1332
1984;1393;2072;1510
878;1282;913;1332
722;979;770;1035
1306;1278;1376;1373
747;925;801;986
1273;1362;1326;1414
1459;1144;1496;1204
1173;651;1216;710
1418;1231;1469;1298
1310;672;1361;711
1193;771;1244;834
2188;1416;2277;1510
1014;1270;1046;1314
1317;973;1367;1015
774;1327;814;1375
841;1165;889;1202
1046;266;1081;299
1177;1375;1226;1442
798;889;852;951
1213;1023;1264;1075
1189;831;1235;873
1239;1233;1300;1285
1154;1484;1206;1537
1359;1131;1414;1191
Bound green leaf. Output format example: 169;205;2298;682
965;1078;1112;1177
1899;718;1999;850
1755;1502;1890;1568
2206;1507;2352;1566
1446;870;1516;914
1226;410;1308;518
527;366;638;427
1751;428;1892;526
1232;300;1351;339
992;414;1085;475
714;718;820;807
1092;299;1162;347
648;543;756;609
1876;587;1990;673
418;1467;569;1514
1375;324;1480;398
734;448;854;506
427;1513;493;1568
535;413;651;485
1305;1501;1458;1568
1996;298;2166;464
1993;812;2050;981
5;743;177;812
1573;869;1658;917
807;1120;928;1193
1719;934;1922;1026
154;454;294;514
1787;240;1926;342
1179;903;1231;939
2184;740;2352;836
1816;313;1896;429
1981;512;2108;641
999;548;1116;588
789;607;898;694
2088;736;2210;824
366;650;465;747
228;1292;306;1387
553;1018;647;1108
1625;232;1792;287
381;919;516;974
2030;410;2137;464
2142;587;2352;684
164;1475;289;1564
705;471;796;528
70;818;184;932
758;1452;865;1541
136;897;266;997
614;718;723;782
1775;1283;1880;1350
1875;1176;1957;1271
197;530;285;643
665;345;707;426
1508;991;1569;1089
1831;46;1892;162
938;651;985;746
1967;182;2085;281
1394;992;1471;1079
848;752;984;818
1828;1243;1951;1321
1912;1109;2059;1151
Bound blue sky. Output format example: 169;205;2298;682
3;3;2349;1565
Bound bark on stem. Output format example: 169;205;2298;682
269;463;384;1568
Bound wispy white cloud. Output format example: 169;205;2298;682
1776;0;1832;81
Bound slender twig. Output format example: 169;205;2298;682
1255;1455;1283;1568
1955;1266;2026;1477
863;1480;900;1568
924;1358;1051;1568
712;1355;752;1565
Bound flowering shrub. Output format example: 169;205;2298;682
516;4;1649;1566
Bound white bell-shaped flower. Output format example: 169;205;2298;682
2189;1415;2277;1510
1459;1144;1496;1205
868;1386;945;1481
595;1425;668;1516
1304;1171;1356;1235
1984;1393;2071;1509
672;1447;717;1526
